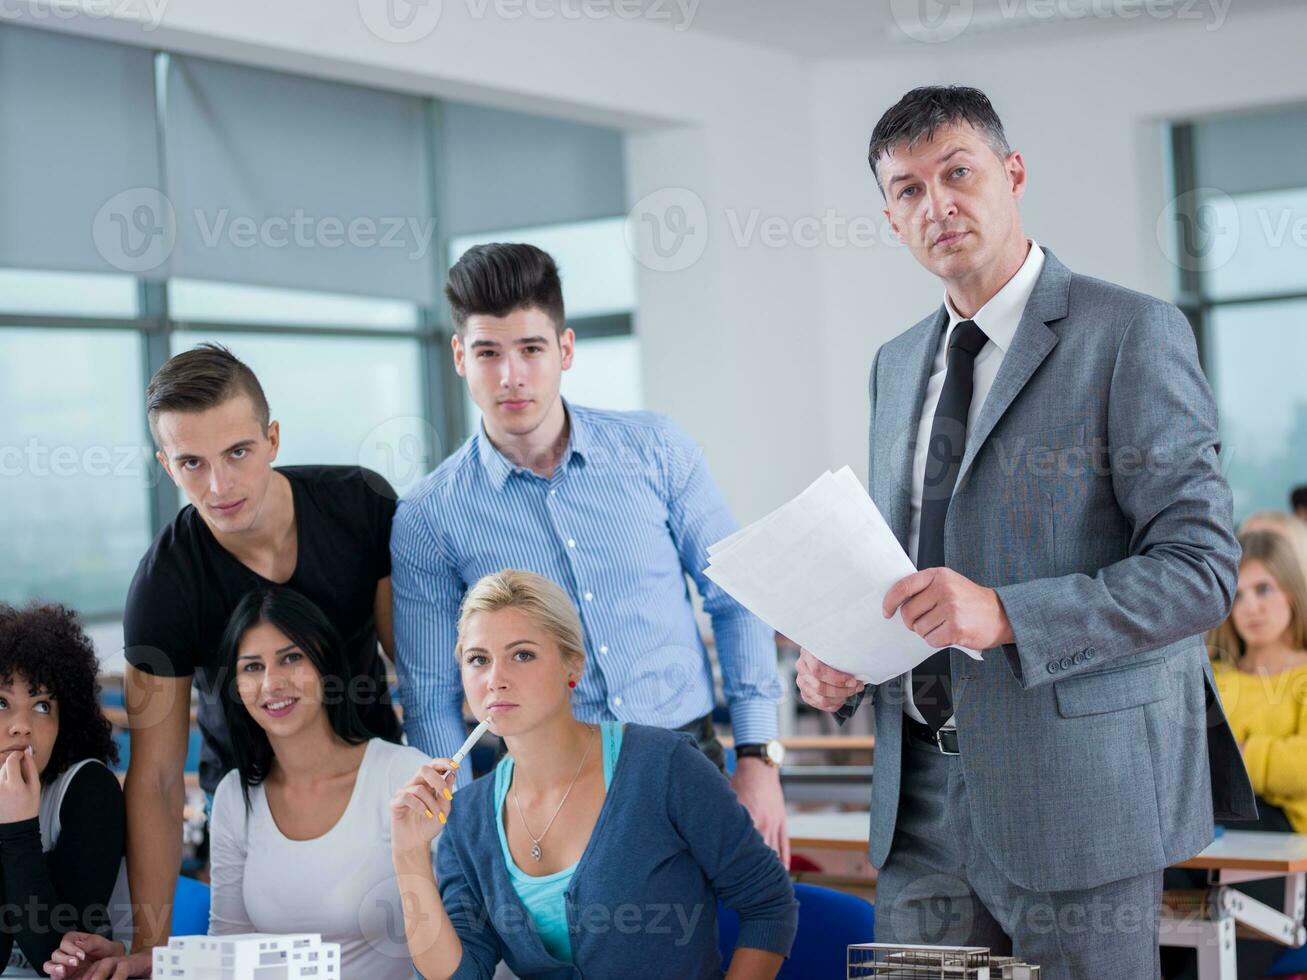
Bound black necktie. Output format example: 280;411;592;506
913;318;989;731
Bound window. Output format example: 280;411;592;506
1170;107;1307;522
1206;298;1307;518
170;278;419;330
0;328;151;615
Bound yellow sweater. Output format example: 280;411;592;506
1213;662;1307;833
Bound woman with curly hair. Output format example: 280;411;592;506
0;602;125;978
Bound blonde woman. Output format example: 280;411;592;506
1166;530;1307;980
389;570;796;980
1208;529;1307;831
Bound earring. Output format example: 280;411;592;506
568;680;577;689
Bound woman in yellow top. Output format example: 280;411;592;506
1209;528;1307;835
1162;527;1307;980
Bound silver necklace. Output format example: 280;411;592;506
511;724;596;862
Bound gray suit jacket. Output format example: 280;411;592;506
841;248;1257;893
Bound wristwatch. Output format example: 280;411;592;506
734;740;785;768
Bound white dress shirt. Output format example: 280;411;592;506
903;240;1045;726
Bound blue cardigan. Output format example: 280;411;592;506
432;724;798;979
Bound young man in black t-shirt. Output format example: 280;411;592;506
112;343;402;976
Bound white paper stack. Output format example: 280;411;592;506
705;466;980;684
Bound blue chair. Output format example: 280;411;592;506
171;875;211;937
719;882;875;977
1268;942;1307;976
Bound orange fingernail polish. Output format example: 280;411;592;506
438;811;447;824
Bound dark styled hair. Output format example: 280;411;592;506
218;587;371;809
146;343;270;445
445;243;565;334
1291;485;1307;513
868;85;1012;197
0;603;118;784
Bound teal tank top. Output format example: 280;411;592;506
493;721;624;964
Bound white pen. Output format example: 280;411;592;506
449;717;493;773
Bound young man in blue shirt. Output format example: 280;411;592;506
391;243;788;861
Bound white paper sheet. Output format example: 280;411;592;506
705;466;981;684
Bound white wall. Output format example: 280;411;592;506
809;2;1307;484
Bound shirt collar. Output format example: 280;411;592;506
475;398;588;491
942;239;1045;354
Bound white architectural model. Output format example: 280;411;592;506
152;933;340;979
847;943;1041;979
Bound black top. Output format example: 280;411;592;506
0;762;124;972
123;465;403;794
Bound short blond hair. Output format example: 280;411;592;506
1209;529;1307;664
455;569;586;668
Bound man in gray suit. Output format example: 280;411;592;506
795;85;1257;978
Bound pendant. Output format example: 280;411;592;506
531;843;542;862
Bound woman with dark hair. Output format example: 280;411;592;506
0;602;126;978
206;586;427;978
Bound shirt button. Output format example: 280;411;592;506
613;696;623;707
567;538;576;548
549;489;557;496
599;645;608;655
584;592;594;602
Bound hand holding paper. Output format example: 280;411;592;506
705;467;981;684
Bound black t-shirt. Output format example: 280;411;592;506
123;465;403;794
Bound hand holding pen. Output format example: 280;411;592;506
389;719;491;853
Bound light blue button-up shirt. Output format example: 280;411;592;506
390;401;780;780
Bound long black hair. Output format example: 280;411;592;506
218;587;372;809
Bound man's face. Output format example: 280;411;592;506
452;306;575;440
879;121;1026;285
154;394;281;536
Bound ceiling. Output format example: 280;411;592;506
640;0;1296;59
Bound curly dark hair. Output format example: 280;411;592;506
0;603;118;783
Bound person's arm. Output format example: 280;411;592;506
390;499;471;785
206;776;256;935
726;948;786;979
123;667;193;954
390;759;499;980
993;300;1241;688
665;738;797;970
1240;689;1307;804
0;761;125;968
